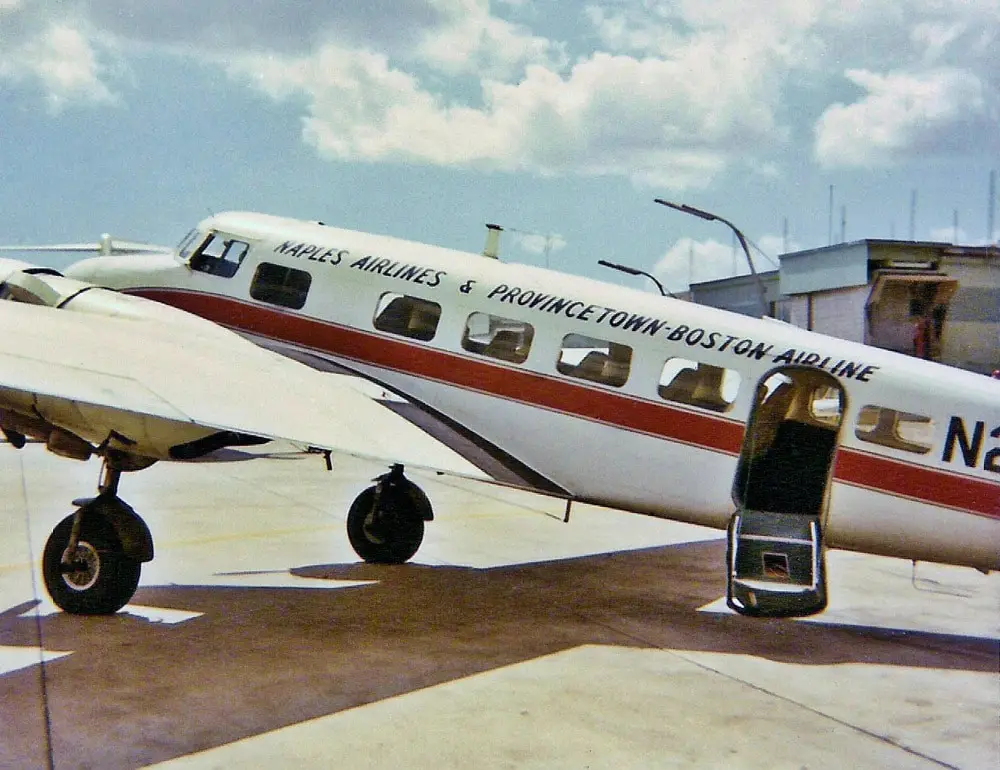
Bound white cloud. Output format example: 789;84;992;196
5;0;998;185
80;0;559;78
231;45;785;190
928;224;966;245
231;46;503;167
414;0;564;78
927;223;1000;247
652;231;788;293
814;68;994;167
911;21;967;65
653;237;735;292
509;230;567;257
81;0;450;52
0;14;117;110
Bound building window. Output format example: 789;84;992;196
658;358;740;412
556;334;631;387
461;312;533;364
855;405;933;454
373;293;441;341
249;262;311;310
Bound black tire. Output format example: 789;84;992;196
347;486;425;564
42;513;141;615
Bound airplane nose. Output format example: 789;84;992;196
63;257;101;282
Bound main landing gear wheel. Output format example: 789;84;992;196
42;512;141;615
347;465;432;564
40;460;153;615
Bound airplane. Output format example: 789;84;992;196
0;208;997;620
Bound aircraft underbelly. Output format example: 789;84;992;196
335;358;738;526
825;483;1000;570
260;342;998;568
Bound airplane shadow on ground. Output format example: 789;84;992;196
0;539;996;769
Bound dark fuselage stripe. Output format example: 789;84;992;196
131;288;1000;519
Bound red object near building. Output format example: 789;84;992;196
912;318;932;360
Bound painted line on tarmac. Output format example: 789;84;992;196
0;645;72;676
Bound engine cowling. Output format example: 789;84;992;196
0;263;261;464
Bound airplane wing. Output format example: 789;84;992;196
0;297;489;480
0;239;172;256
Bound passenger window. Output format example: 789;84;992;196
190;232;250;278
855;405;933;454
556;334;631;387
658;358;740;412
462;312;533;363
373;292;441;341
249;262;312;310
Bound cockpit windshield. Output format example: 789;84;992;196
187;231;250;278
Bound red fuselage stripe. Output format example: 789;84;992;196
132;288;1000;519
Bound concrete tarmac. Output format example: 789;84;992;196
0;442;997;769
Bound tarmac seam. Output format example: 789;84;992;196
587;613;963;770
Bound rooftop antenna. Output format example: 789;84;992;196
782;217;788;254
506;226;557;268
827;184;834;246
909;189;917;240
840;205;846;243
988;170;996;243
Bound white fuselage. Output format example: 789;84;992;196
66;212;1000;572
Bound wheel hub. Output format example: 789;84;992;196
60;542;101;592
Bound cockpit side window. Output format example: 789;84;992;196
189;232;250;278
249;262;312;310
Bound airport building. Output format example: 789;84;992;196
690;240;1000;375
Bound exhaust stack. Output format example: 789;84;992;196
482;223;503;259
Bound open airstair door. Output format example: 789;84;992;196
727;367;845;617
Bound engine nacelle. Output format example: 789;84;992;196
0;261;273;465
0;268;233;338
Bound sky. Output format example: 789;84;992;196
1;0;997;293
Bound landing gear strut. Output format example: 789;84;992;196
41;461;153;615
347;464;433;564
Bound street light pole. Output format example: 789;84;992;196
597;259;676;298
654;198;769;317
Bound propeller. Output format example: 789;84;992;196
0;233;173;256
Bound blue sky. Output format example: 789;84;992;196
1;1;997;292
